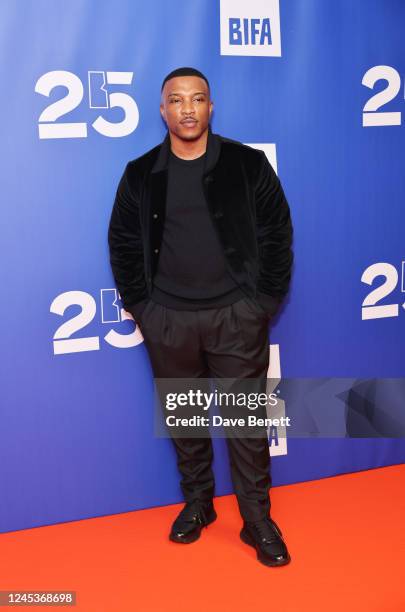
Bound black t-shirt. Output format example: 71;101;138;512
151;149;244;310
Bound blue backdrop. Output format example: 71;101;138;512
1;0;404;533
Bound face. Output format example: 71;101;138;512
160;75;213;141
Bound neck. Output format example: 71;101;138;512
169;127;209;160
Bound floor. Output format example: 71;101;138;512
1;464;404;611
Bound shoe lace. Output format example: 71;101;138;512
179;499;209;526
251;517;282;544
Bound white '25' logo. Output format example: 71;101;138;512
35;70;139;139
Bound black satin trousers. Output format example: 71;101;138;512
137;296;272;522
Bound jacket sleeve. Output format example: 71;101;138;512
254;151;294;317
107;162;149;316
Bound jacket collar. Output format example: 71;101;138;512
151;123;221;175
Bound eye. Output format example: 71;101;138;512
169;98;181;104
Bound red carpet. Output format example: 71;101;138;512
1;464;404;611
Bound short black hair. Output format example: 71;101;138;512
161;67;210;93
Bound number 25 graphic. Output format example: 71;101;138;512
35;70;139;139
50;290;144;354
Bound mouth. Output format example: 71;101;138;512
181;119;198;126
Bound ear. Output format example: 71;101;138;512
160;103;166;121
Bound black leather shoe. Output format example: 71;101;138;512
240;516;291;566
169;499;217;544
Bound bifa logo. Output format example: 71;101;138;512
220;0;281;57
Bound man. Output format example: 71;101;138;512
108;67;294;567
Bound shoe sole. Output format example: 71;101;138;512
240;528;291;567
169;511;217;544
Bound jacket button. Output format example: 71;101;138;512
214;211;223;219
154;248;159;254
204;176;214;183
153;213;158;219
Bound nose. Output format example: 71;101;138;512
181;99;195;115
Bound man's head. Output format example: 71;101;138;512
160;67;213;141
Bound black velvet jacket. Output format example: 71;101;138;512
108;125;294;319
